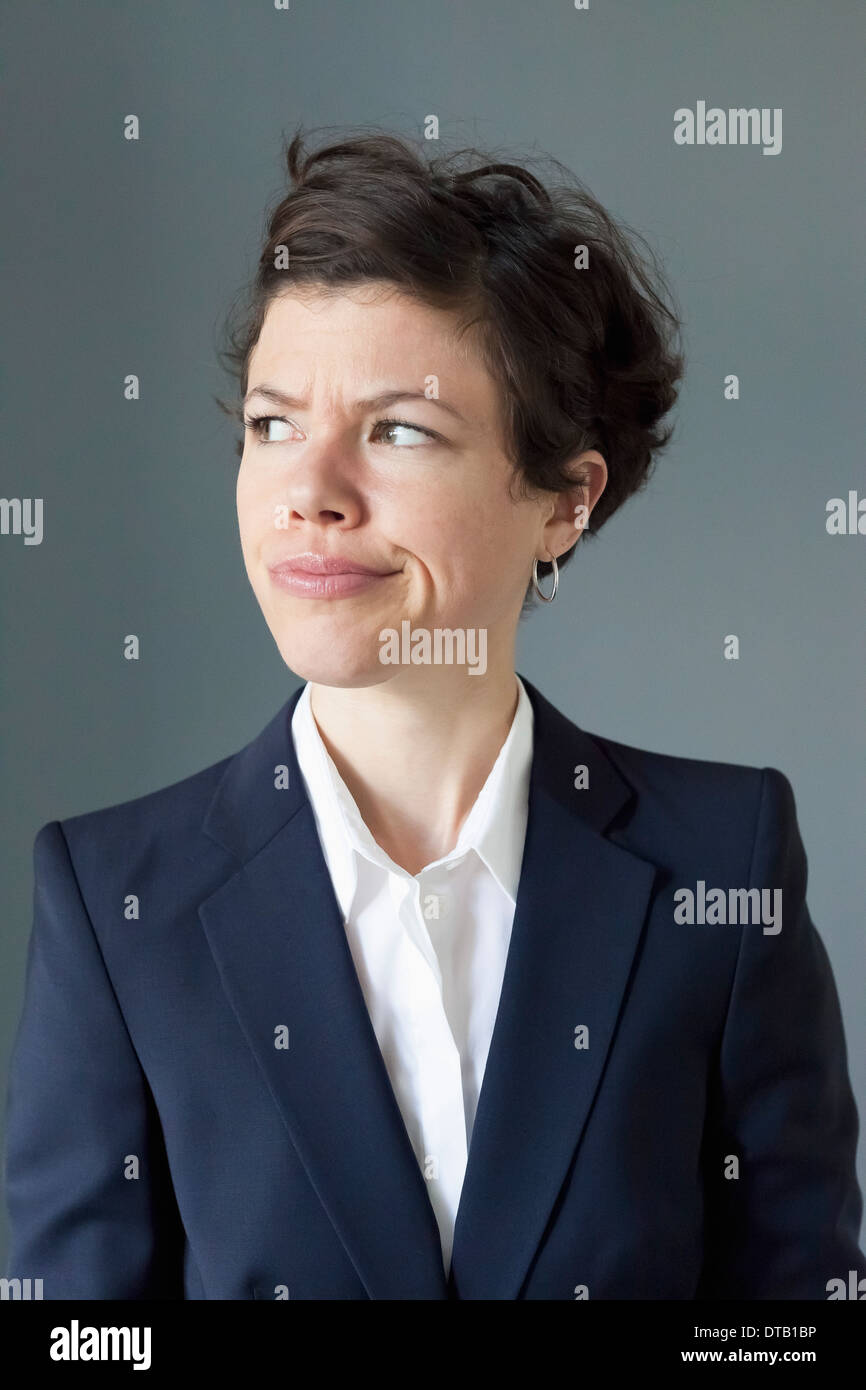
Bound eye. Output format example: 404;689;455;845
372;418;439;447
243;414;294;444
242;413;441;448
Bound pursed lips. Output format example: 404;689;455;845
267;553;401;597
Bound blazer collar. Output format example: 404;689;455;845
202;674;631;861
198;674;657;1299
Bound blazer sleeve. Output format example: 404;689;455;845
3;821;184;1299
697;767;866;1298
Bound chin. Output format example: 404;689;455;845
270;629;400;689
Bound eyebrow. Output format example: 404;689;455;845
242;384;472;427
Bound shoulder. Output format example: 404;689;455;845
523;673;778;821
21;758;236;956
48;754;233;860
33;750;243;913
593;727;771;799
594;726;797;813
36;695;298;901
582;726;795;867
522;675;800;879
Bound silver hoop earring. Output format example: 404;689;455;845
531;554;558;603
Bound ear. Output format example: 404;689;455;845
539;450;608;563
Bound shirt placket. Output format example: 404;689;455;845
388;871;468;1269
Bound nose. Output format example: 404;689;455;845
280;433;364;529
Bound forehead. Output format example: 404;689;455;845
248;284;497;410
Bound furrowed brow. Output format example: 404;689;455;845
243;384;470;426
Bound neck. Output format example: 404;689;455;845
307;656;521;876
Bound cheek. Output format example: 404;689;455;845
411;489;532;609
235;459;251;514
236;462;271;546
443;488;532;572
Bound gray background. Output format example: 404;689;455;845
1;0;863;1266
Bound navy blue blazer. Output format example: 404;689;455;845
4;676;865;1299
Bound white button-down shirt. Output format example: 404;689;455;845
290;675;534;1275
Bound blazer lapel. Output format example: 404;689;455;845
197;689;450;1300
448;677;658;1299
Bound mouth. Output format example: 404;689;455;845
267;553;401;599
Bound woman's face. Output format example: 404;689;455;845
236;282;601;688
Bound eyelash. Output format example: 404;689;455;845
241;413;440;446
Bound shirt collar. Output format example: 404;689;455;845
291;676;534;920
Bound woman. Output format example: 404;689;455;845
5;129;864;1301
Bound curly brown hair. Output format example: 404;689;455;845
216;125;686;609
